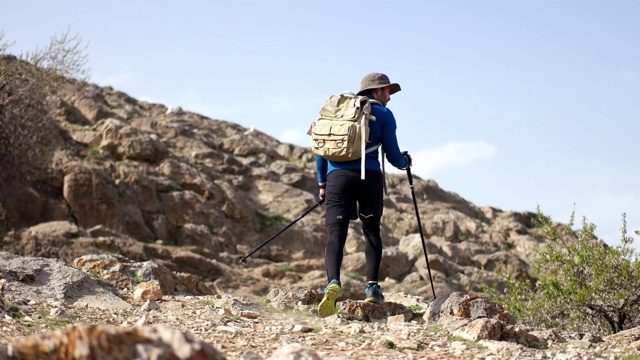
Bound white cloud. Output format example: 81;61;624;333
387;141;497;176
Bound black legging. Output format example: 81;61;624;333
324;169;384;284
325;213;383;284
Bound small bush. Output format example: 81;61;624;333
257;212;290;229
85;269;100;279
0;29;90;231
0;54;55;176
20;28;90;81
491;209;640;334
0;31;14;54
279;263;292;272
0;29;90;173
5;303;22;319
206;224;218;235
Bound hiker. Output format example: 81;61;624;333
315;72;412;317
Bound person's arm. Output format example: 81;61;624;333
316;155;328;200
316;155;328;183
380;109;410;170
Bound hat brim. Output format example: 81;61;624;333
356;83;401;96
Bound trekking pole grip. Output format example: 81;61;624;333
402;151;412;173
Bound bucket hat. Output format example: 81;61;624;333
356;72;401;96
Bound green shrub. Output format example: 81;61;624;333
491;209;640;335
85;269;100;279
279;263;292;272
206;224;218;235
5;303;22;319
257;212;290;229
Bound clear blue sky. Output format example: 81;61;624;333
2;1;639;249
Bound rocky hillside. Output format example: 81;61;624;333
2;55;638;358
0;55;541;300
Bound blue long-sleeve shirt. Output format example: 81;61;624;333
315;100;408;183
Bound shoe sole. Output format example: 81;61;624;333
364;297;383;303
318;284;341;318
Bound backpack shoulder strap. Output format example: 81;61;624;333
358;97;384;179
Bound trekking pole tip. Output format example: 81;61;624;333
238;256;247;264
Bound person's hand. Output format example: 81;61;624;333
402;151;412;169
318;183;326;202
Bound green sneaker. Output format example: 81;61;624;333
364;283;384;303
318;280;341;318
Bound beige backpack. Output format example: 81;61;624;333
307;92;381;179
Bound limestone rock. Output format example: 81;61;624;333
6;324;225;360
0;252;130;310
133;280;163;302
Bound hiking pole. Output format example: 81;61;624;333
238;198;325;264
406;165;437;300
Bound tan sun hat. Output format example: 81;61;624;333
356;72;401;96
